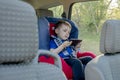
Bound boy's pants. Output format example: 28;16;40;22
64;58;84;80
64;57;92;80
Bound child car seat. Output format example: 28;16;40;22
38;16;96;79
38;17;76;79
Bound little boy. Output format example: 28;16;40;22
49;20;84;80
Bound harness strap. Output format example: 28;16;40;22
52;36;69;56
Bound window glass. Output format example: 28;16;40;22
49;5;63;18
71;1;120;55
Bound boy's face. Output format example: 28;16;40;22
55;24;71;40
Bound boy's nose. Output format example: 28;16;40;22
66;32;69;35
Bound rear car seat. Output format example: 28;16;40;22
0;1;67;80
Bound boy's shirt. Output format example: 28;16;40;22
49;38;74;59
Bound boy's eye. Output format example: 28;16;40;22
63;29;70;34
63;29;67;32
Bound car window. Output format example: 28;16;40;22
49;5;63;18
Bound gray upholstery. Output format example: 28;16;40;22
100;20;120;54
0;0;67;80
0;0;38;62
85;20;120;80
0;50;67;80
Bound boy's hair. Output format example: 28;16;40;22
55;20;71;30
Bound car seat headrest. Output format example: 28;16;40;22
36;9;53;17
46;17;79;39
100;20;120;54
0;0;38;63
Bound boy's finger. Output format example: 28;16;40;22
69;41;72;44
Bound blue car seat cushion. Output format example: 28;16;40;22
38;17;50;50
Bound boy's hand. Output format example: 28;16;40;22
62;41;72;48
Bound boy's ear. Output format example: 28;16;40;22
55;29;58;34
